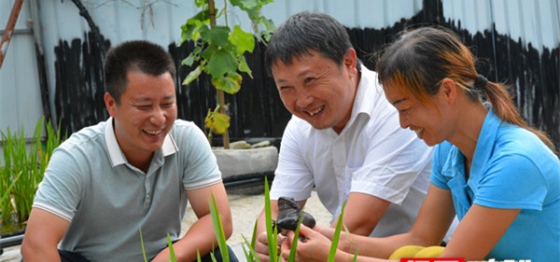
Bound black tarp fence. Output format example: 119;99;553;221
52;0;559;151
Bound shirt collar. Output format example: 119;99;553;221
104;117;178;167
471;108;498;176
347;66;381;126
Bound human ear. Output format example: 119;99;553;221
104;92;117;117
343;48;358;77
440;78;457;106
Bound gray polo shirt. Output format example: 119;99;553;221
33;118;222;261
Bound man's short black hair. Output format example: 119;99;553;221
264;11;353;75
104;40;176;104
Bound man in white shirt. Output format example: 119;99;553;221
254;11;439;262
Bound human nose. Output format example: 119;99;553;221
295;89;313;108
399;112;410;129
150;107;166;125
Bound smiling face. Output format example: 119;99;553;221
271;50;358;133
384;84;454;146
105;70;177;162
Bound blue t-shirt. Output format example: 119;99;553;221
431;109;560;261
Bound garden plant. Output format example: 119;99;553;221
143;177;356;261
0;118;64;235
180;0;275;148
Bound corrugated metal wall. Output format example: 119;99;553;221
1;0;559;150
0;0;43;137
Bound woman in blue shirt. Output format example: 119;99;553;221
279;27;560;262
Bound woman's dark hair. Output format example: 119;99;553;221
103;40;176;104
376;27;555;151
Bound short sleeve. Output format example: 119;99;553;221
33;148;85;222
270;118;315;201
430;143;452;190
175;122;222;189
474;154;547;211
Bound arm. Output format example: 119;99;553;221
346;101;433;237
294;185;452;259
21;208;70;261
152;182;233;262
441;205;520;260
336;185;519;260
330;192;391;236
323;185;455;258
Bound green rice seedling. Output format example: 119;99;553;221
0;118;64;234
263;177;281;262
140;228;177;262
287;212;304;261
328;202;347;262
167;233;177;261
209;194;230;262
140;226;148;262
241;221;259;261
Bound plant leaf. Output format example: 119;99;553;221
183;65;203;86
205;111;231;135
238;56;253;78
327;201;347;262
182;53;196;67
235;0;258;10
229;25;255;55
209;194;230;262
212;72;242;94
288;213;304;261
139;227;148;262
263;177;279;261
200;25;230;48
167;233;176;261
206;48;238;78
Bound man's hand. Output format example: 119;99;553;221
255;231;285;262
280;224;335;262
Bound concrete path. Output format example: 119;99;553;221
0;190;331;262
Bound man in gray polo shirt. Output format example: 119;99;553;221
21;41;238;262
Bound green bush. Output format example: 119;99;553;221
0;117;64;234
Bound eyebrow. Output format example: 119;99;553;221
134;95;175;103
275;66;330;84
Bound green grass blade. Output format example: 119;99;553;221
241;234;261;262
0;170;22;205
167;233;176;261
263;177;278;261
209;194;229;262
243;220;259;262
139;226;148;262
327;201;347;262
288;212;305;261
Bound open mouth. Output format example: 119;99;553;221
307;105;325;116
413;127;424;137
143;129;162;136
